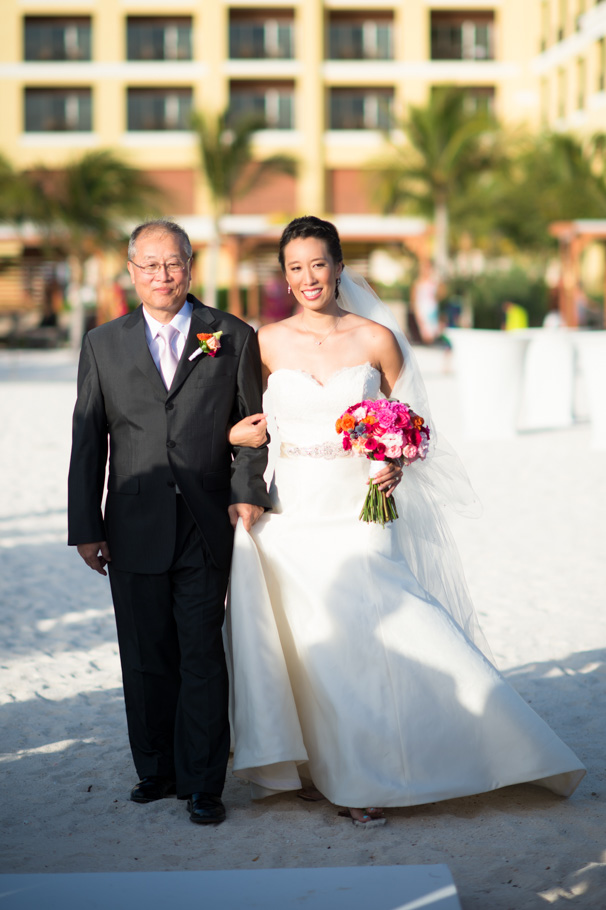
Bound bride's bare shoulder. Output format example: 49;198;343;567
258;317;297;335
258;318;298;361
344;312;396;342
258;318;297;343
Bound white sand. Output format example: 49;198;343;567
1;347;605;908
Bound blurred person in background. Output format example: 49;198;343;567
412;260;441;344
502;300;529;331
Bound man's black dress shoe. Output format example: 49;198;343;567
187;792;226;825
130;776;176;803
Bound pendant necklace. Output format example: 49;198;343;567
300;315;340;346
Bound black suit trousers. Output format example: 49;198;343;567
108;494;230;798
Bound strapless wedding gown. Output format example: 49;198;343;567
225;363;585;807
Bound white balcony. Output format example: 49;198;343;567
534;4;606;74
20;132;100;147
120;131;196;148
224;60;300;78
0;61;208;80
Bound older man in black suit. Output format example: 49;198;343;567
68;219;270;824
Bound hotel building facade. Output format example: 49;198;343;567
1;0;604;311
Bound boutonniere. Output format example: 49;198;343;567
189;331;223;361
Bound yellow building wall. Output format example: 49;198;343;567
534;0;606;132
3;0;603;223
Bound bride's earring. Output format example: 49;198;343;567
335;277;341;300
287;285;291;295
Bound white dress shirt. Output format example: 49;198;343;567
142;298;193;373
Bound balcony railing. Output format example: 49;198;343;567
431;23;494;60
229;88;294;128
327;23;393;60
127;89;192;130
24;19;91;61
229;22;294;59
127;20;192;61
329;89;393;130
463;89;495;116
25;88;92;131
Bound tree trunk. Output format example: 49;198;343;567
204;221;220;310
434;198;450;278
67;256;86;350
226;235;243;318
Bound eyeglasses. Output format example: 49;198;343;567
129;258;191;276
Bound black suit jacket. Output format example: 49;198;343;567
68;294;270;572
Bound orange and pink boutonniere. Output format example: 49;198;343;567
188;331;223;361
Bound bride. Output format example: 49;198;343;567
225;215;585;827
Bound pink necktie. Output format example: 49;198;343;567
157;324;179;389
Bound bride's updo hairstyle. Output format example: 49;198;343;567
278;215;343;270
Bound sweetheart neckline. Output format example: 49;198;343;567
269;362;379;389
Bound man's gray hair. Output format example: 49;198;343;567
128;220;193;261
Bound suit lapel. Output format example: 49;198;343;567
125;306;167;397
168;296;219;398
125;297;219;399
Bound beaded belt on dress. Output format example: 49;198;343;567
280;441;352;460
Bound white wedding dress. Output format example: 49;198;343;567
225;362;585;808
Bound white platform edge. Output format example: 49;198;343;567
0;866;461;910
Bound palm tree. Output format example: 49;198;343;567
0;155;31;224
56;150;161;345
192;110;296;311
56;152;159;343
377;89;502;275
0;154;61;249
0;150;161;346
58;149;159;257
479;131;606;253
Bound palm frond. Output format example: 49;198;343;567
191;109;297;215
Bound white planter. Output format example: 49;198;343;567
518;329;575;431
446;329;531;440
573;331;606;450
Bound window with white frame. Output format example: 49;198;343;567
24;17;91;61
327;13;393;60
127;18;192;61
229;82;294;129
25;88;92;131
329;88;393;130
431;12;494;61
229;11;294;59
127;88;193;130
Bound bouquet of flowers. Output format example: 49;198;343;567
336;399;430;526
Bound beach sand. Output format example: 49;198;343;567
1;347;604;908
